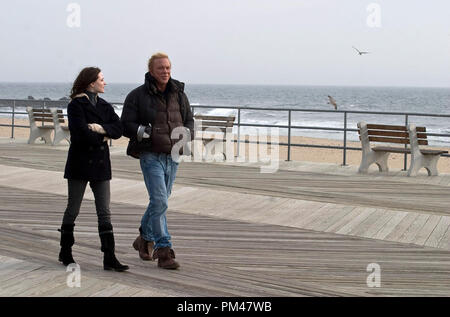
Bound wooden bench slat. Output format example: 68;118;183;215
34;118;55;123
367;136;428;145
373;147;448;155
33;113;53;118
421;149;448;155
194;115;235;121
366;124;426;132
198;121;234;127
32;108;63;113
195;137;227;141
34;118;65;123
359;130;428;139
372;146;410;153
34;126;54;129
32;109;52;113
200;127;228;133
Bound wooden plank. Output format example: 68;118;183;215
88;283;131;297
360;210;396;239
15;273;67;296
302;204;340;230
0;266;53;296
194;115;235;121
335;207;377;235
0;261;43;284
366;129;427;139
424;216;450;248
32;108;53;113
398;214;430;244
372;146;410;154
384;212;419;242
308;206;356;232
421;150;448;155
324;208;363;233
348;209;388;237
365;124;425;132
197;121;234;127
373;211;409;240
288;203;333;228
366;124;407;131
437;223;450;250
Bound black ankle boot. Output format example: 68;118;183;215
58;224;76;266
99;224;129;272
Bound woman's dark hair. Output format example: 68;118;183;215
70;67;101;99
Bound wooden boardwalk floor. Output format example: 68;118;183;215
1;141;450;296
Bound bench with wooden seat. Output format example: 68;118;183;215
357;121;448;176
49;108;70;145
26;107;70;145
194;114;235;159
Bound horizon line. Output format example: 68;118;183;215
0;81;448;89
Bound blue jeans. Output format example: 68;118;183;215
139;152;179;249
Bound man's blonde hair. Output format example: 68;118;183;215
148;52;170;72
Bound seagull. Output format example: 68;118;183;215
327;95;338;110
352;46;370;55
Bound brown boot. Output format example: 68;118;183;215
132;235;154;261
155;247;180;270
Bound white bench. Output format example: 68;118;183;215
50;108;70;145
357;121;448;176
26;107;70;145
194;114;235;160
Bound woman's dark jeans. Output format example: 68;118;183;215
62;179;111;226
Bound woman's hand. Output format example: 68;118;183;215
88;123;107;135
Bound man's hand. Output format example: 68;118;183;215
88;123;107;135
137;124;152;142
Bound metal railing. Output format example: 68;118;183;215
1;99;450;168
190;104;450;169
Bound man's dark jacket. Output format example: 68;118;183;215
121;73;194;157
64;95;123;181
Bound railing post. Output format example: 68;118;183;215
42;101;45;127
11;100;15;139
287;110;291;161
237;108;241;157
403;114;408;171
342;111;347;166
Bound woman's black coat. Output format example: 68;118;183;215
64;95;123;181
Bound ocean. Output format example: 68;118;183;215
0;83;449;144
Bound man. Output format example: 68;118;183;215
121;52;194;269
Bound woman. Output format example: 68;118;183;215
58;67;128;272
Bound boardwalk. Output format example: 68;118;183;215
1;140;450;296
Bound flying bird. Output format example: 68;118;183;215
327;95;337;110
352;46;370;55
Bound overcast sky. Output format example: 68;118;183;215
0;0;449;87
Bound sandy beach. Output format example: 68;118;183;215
2;117;450;173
